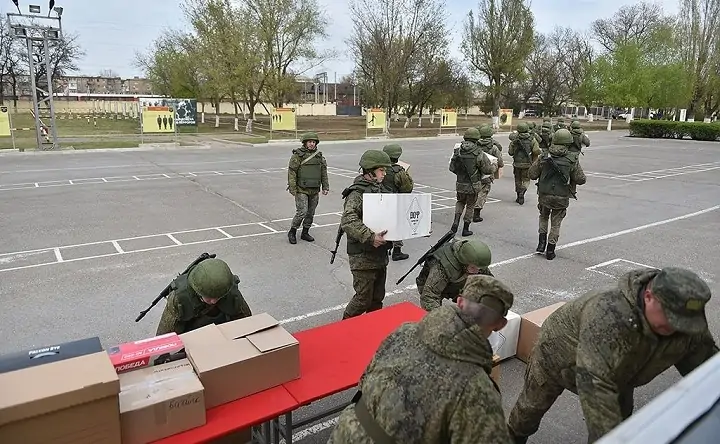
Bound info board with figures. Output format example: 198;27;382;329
362;193;432;241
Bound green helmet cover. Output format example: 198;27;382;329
457;240;492;267
382;143;402;159
301;131;319;143
479;125;494;138
571;120;581;129
464;127;480;140
188;258;235;300
553;128;573;145
359;149;392;170
517;122;529;133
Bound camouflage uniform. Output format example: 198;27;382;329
382;144;414;262
449;128;493;236
156;258;252;335
416;239;494;311
473;126;504;222
287;132;329;244
508;122;541;205
552;117;567;132
569;120;591;154
538;123;553;155
527;122;542;144
528;129;586;260
328;275;516;444
508;268;718;444
340;150;393;320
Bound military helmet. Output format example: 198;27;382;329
464;127;480;141
457;240;492;267
382;143;402;159
517;122;529;133
571;120;581;129
188;258;235;300
553;128;573;145
528;122;537;130
557;117;566;123
301;131;319;143
479;125;494;138
359;149;392;170
542;117;551;123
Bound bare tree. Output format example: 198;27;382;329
591;1;673;53
461;0;535;118
16;32;85;101
98;69;119;78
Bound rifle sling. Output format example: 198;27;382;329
353;391;396;444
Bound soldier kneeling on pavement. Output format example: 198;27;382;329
156;258;252;335
328;274;516;444
382;143;414;261
416;238;494;311
507;267;718;444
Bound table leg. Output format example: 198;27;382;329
262;421;271;444
284;412;293;444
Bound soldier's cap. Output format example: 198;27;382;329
651;267;711;334
460;275;514;317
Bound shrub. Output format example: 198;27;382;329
629;119;720;141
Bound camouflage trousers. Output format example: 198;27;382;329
291;192;319;229
474;182;492;209
392;240;403;248
513;167;531;193
507;345;634;442
538;204;567;245
455;192;478;223
343;267;387;319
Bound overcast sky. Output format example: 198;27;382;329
1;0;680;80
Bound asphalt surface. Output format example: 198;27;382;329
1;130;719;443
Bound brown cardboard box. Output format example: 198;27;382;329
119;358;206;444
0;351;122;443
516;302;566;363
180;313;300;409
491;354;501;384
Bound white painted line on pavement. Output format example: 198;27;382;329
53;248;63;263
166;234;182;246
111;241;124;254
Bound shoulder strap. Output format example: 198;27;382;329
353;391;396;444
300;150;320;165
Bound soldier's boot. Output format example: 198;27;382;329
517;190;525;205
536;233;547;253
300;227;314;242
461;221;473;237
546;243;556;260
472;208;483;222
288;228;297;244
392;246;409;261
451;213;462;233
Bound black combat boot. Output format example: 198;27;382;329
546;243;556;260
517;190;525;205
472;208;483;222
461;221;473;237
300;227;314;242
536;233;547;253
451;213;461;233
288;228;297;244
392;246;409;261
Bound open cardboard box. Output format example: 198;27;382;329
516;302;566;363
180;313;300;409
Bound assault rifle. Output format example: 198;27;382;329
330;226;344;264
544;154;577;200
396;230;455;285
135;252;216;322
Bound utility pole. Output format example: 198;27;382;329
7;2;64;151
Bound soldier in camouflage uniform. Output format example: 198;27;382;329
473;125;504;222
287;131;330;244
449;128;493;236
328;274;516;444
552;117;567;132
382;143;414;262
538;122;553;154
477;124;504;153
508;122;541;205
416;238;494;311
528;129;586;260
508;267;718;444
156;258;252;335
569;120;591;154
340;150;394;320
528;121;542;144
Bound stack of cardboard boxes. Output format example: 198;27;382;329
0;313;300;444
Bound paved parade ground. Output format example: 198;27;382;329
1;130;719;443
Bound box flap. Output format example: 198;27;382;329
179;324;226;352
0;352;119;426
247;326;299;353
523;302;566;326
218;313;278;340
119;359;203;413
119;359;194;390
186;338;259;373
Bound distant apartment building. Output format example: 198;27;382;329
55;75;154;95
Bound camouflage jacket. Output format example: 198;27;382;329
508;133;541;168
327;305;512;444
528;144;586;209
570;129;591;153
155;288;252;336
340;175;390;271
534;269;719;442
287;146;329;195
450;141;493;193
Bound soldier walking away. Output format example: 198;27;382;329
553;117;567;132
449;128;493;236
416;238;494;311
156;258;252;335
287;132;329;244
528;122;542;144
569;120;591;154
382;143;414;261
508;122;541;205
473;125;504;222
528;129;586;260
328;274;516;444
340;150;393;320
538;122;553;154
507;267;718;444
477;123;505;153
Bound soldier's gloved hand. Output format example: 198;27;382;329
372;230;388;248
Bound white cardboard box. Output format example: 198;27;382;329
489;310;521;361
362;193;432;241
